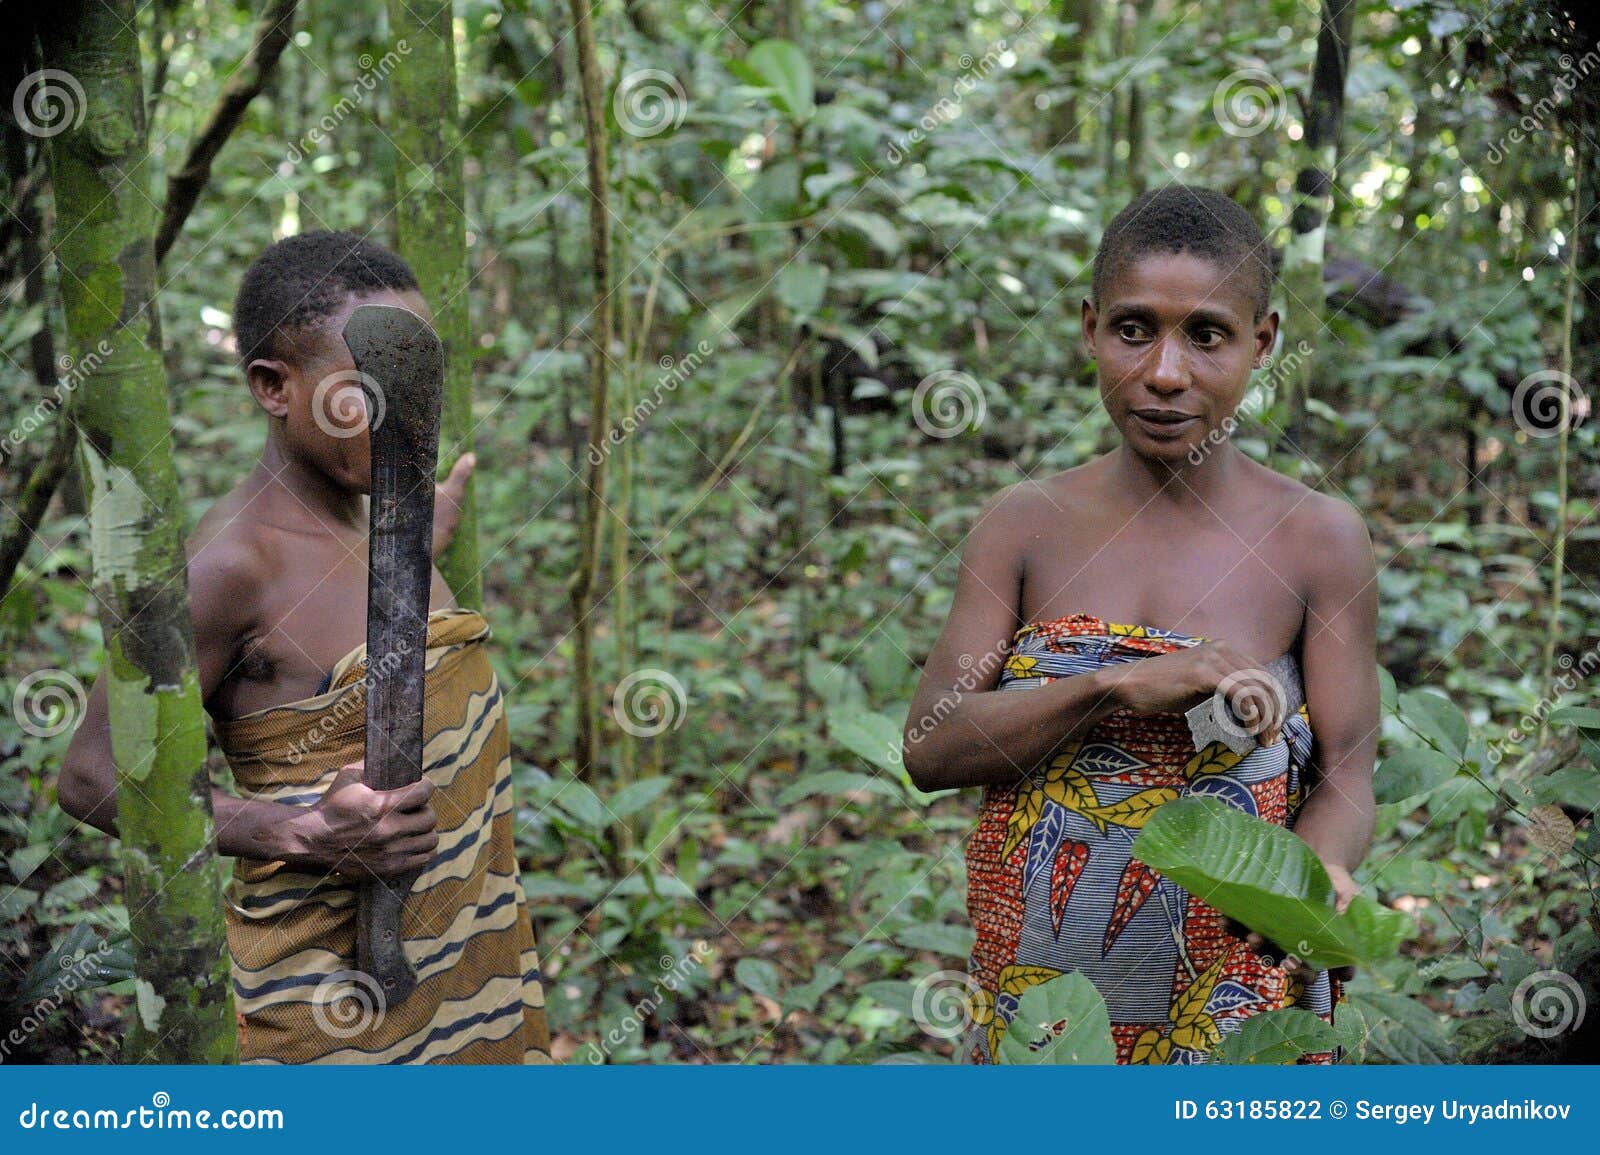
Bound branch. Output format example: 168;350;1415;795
153;0;297;265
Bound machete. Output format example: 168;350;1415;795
341;303;445;1006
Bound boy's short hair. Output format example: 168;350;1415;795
233;230;419;367
1091;185;1274;322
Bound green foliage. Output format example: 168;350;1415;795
1134;798;1416;970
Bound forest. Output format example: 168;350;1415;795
1;0;1597;1065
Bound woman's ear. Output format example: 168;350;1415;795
246;358;292;418
1253;309;1280;368
1081;297;1099;360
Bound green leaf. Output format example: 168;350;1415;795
775;260;828;319
1211;1008;1341;1064
1374;747;1460;804
1342;991;1455;1063
736;40;815;122
1398;689;1468;759
1132;797;1414;969
775;770;902;806
607;777;674;820
997;972;1116;1064
1550;706;1600;730
7;843;51;883
892;923;976;957
828;706;904;776
735;957;781;1000
549;778;609;830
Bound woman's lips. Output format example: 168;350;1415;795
1131;411;1199;438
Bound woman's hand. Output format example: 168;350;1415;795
431;453;476;559
1102;640;1288;746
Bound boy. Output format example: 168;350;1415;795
903;186;1378;1064
60;231;553;1064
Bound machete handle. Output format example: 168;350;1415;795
357;872;419;1004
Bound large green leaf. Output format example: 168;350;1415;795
1210;1008;1341;1064
997;972;1116;1064
731;40;815;122
1374;747;1460;803
1132;797;1414;969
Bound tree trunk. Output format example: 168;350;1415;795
1276;0;1356;460
385;0;483;609
567;0;613;781
1048;0;1096;149
38;0;236;1064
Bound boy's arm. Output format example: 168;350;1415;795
58;538;438;879
1289;500;1380;900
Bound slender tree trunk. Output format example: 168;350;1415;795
1048;0;1096;149
385;0;483;608
1276;0;1356;460
568;0;612;781
1540;135;1582;739
38;0;235;1064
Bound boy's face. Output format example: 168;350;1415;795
1081;252;1277;464
248;288;433;495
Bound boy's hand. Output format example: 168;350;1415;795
431;452;476;559
280;761;439;879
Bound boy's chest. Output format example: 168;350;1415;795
225;543;455;716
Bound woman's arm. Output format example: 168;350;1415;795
1290;499;1381;891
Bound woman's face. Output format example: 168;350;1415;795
1082;251;1278;464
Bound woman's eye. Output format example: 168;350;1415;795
1117;323;1146;341
1192;329;1224;348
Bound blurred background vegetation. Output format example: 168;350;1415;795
2;0;1597;1063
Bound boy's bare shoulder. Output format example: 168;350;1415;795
185;485;272;625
